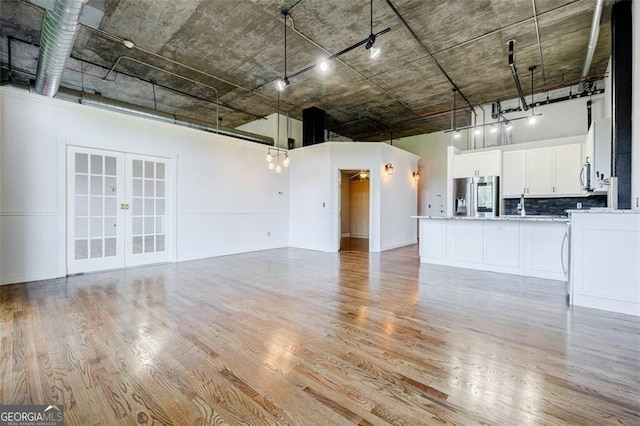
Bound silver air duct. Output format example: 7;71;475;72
578;0;605;92
35;0;86;97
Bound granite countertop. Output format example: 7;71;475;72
567;208;640;215
412;215;570;222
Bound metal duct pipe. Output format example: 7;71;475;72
70;90;273;145
508;40;529;111
35;0;87;97
578;0;605;92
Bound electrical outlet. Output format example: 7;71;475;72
577;202;582;209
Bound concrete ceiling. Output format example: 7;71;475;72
1;0;611;141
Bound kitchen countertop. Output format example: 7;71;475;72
567;208;640;215
412;215;570;222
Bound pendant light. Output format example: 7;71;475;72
365;0;381;59
276;12;290;91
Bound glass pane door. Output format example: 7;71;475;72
125;155;170;266
67;147;125;274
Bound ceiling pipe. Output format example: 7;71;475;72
35;0;87;97
51;86;273;145
578;0;605;92
508;40;529;111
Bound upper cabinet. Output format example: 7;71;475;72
502;143;584;197
453;150;501;178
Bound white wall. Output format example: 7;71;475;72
236;113;303;149
391;132;466;216
288;142;419;252
470;95;603;149
0;88;289;285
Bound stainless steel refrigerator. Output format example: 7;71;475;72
453;176;500;217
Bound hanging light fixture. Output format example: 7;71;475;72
276;11;290;92
365;0;381;59
265;147;290;172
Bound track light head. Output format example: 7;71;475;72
365;33;376;50
276;77;290;92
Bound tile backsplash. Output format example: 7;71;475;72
503;195;607;216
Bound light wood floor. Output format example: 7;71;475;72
1;245;639;425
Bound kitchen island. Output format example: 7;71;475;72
413;215;569;280
568;209;640;316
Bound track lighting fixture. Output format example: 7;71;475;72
276;11;290;92
453;130;461;139
505;121;513;131
413;171;420;182
474;128;481;136
385;163;394;176
318;60;329;72
365;0;381;59
276;77;289;92
490;125;498;133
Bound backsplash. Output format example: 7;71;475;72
503;195;607;216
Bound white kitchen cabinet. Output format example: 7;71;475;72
453;150;501;178
502;151;527;197
553;144;583;195
502;143;585;197
527;147;554;195
570;211;640;316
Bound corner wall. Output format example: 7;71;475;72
0;88;289;285
288;142;419;252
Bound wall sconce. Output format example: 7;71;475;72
385;163;394;176
265;147;290;173
413;171;420;182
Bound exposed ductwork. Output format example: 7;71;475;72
578;0;605;92
507;40;530;111
35;0;87;97
52;87;273;145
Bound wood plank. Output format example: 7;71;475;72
0;245;638;425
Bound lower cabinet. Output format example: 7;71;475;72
418;218;568;280
570;212;640;316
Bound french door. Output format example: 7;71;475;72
67;147;171;274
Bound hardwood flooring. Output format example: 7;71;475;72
340;237;369;252
1;245;639;425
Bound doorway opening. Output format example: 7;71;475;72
339;169;370;252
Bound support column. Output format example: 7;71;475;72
612;0;633;209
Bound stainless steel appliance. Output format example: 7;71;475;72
453;176;500;217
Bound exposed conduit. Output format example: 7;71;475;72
578;0;605;92
35;0;87;97
508;40;530;111
52;86;274;145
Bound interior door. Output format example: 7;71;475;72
67;147;125;274
67;148;171;274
